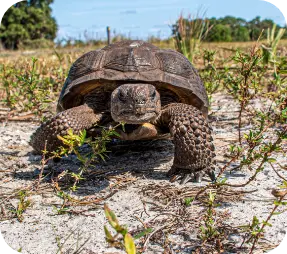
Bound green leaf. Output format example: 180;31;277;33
256;167;264;173
274;200;282;206
124;233;136;254
110;130;121;137
104;204;119;229
134;228;153;239
281;181;287;188
251;231;259;236
267;158;277;163
262;221;272;227
115;226;128;236
121;122;126;132
104;226;114;242
208;190;216;202
243;133;249;140
272;212;283;215
184;197;194;206
218;177;227;184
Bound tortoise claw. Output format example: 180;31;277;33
194;171;204;183
169;173;194;184
169;172;202;184
180;174;194;184
207;170;217;183
168;166;216;184
168;167;196;184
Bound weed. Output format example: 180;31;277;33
104;204;136;254
200;49;227;104
39;124;123;215
2;58;48;116
11;190;31;222
56;124;121;192
239;181;287;253
261;24;286;66
184;196;194;207
172;10;212;63
52;225;90;254
199;191;220;241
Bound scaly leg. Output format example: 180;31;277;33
30;104;103;154
158;103;216;184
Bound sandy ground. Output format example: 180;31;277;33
0;94;286;254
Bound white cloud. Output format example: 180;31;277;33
120;10;137;15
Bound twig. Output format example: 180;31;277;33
134;215;147;229
35;140;48;190
143;224;168;251
269;162;287;182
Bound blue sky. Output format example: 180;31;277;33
51;0;287;41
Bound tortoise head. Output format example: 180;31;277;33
111;83;161;124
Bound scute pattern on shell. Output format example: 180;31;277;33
58;40;208;114
156;49;194;79
68;50;103;81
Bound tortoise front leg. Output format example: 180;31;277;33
158;103;216;184
30;104;103;154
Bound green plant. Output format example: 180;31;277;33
52;190;73;215
11;190;31;222
184;196;194;207
56;125;121;192
52;225;90;254
104;204;136;254
1;57;57;117
16;57;52;115
229;47;264;144
1;64;19;108
239;182;287;253
199;191;220;241
172;10;212;63
200;49;227;104
47;124;123;214
261;24;286;66
216;112;287;187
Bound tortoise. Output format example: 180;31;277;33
30;40;216;184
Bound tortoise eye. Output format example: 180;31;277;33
118;90;126;102
151;90;156;99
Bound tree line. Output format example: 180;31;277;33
0;0;57;49
172;15;287;43
0;0;286;50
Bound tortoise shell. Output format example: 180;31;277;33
57;40;208;116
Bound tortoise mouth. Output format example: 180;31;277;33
112;111;159;124
119;109;157;116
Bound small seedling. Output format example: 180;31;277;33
184;197;194;207
11;190;31;222
199;191;220;242
104;204;136;254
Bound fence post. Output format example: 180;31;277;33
107;26;111;45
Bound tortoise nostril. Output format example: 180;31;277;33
135;97;146;104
